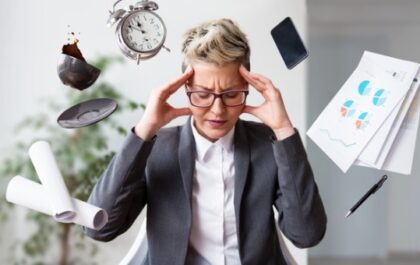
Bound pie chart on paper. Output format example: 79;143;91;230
358;80;372;96
372;89;387;106
340;100;356;117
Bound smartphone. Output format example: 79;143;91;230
270;17;308;69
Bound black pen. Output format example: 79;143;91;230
345;175;388;218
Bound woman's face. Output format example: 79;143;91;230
186;62;247;142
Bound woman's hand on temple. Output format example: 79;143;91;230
134;67;194;140
239;65;295;140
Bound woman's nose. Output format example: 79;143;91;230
210;97;225;114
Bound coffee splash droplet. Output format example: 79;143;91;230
62;30;85;61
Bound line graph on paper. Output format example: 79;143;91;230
319;129;357;147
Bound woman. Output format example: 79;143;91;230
85;18;326;265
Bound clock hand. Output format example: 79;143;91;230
136;22;148;34
135;21;149;33
129;24;146;34
129;24;140;31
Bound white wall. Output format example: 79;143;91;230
307;0;420;259
0;0;309;264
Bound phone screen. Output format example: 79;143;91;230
270;17;308;69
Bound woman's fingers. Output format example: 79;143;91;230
239;65;266;92
171;107;192;118
244;67;276;91
240;65;281;101
242;104;260;117
159;66;194;99
248;71;275;88
240;65;277;88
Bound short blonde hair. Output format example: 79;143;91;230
181;18;250;71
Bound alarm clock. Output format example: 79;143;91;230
107;0;170;64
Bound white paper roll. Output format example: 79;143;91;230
6;176;108;230
28;140;75;221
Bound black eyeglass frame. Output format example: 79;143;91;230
185;88;249;108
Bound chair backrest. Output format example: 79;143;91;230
118;218;148;265
274;210;307;265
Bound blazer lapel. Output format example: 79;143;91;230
178;117;196;213
233;119;250;221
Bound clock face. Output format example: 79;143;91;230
121;10;166;53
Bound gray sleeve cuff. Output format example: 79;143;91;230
271;129;307;160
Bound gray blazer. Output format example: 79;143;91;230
85;118;327;265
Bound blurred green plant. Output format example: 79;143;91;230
0;55;144;265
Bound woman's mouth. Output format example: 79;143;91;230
208;119;227;128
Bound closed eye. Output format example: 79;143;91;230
224;92;241;98
195;92;212;99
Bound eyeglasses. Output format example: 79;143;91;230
185;85;249;108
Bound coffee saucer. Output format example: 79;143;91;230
57;98;118;128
